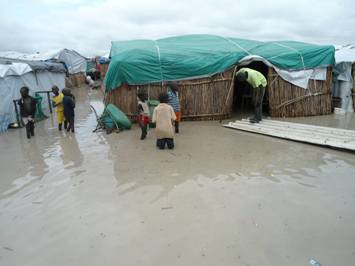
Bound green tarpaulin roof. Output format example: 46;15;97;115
105;34;335;91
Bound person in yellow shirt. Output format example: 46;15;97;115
236;68;267;123
51;86;65;131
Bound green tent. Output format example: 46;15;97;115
86;60;96;72
105;34;335;91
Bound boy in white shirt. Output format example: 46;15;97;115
152;93;176;149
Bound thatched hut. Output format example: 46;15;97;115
105;35;335;120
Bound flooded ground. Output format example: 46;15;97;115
1;87;355;266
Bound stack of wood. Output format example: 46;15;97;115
268;67;332;117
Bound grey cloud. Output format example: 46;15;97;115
1;0;354;56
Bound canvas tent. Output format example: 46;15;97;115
332;44;355;112
0;61;66;132
0;49;87;87
105;34;335;119
0;49;87;74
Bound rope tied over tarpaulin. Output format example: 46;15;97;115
223;37;251;55
153;40;164;85
272;42;306;71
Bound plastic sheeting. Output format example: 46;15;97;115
0;49;87;74
332;46;355;112
335;44;355;64
57;49;87;74
0;63;32;78
332;80;354;112
25;61;66;73
238;55;327;89
0;70;65;132
105;34;335;91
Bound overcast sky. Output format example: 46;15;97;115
1;0;354;56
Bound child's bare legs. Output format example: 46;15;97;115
174;122;179;134
66;117;74;133
139;122;147;140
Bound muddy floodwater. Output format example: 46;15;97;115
1;87;355;266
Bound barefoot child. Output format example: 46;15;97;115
17;86;37;139
137;92;149;140
62;88;75;133
152;93;176;149
51;86;65;131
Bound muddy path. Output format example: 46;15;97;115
1;87;355;266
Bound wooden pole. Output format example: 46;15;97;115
219;66;238;123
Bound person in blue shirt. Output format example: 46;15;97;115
62;88;75;133
167;82;181;133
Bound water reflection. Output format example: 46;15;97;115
59;134;83;169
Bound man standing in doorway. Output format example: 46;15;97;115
236;68;267;123
167;82;181;133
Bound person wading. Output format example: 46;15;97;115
152;93;176;150
51;86;65;131
236;68;267;123
62;88;75;133
17;86;37;139
167;82;181;133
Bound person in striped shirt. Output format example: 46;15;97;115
167;82;181;133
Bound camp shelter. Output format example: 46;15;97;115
98;53;110;80
332;44;355;112
0;60;66;133
0;49;87;88
104;35;335;120
86;55;110;80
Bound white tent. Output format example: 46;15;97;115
0;49;87;74
0;62;65;133
332;44;355;112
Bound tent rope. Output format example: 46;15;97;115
273;42;306;70
153;40;164;86
273;91;329;110
219;65;238;122
223;37;251;55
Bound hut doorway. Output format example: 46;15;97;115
233;61;269;116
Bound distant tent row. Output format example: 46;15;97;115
104;34;335;119
0;60;66;132
86;54;110;81
0;49;88;87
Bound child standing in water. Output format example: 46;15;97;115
62;88;75;133
167;82;181;133
18;86;37;139
51;86;65;131
152;93;176;149
137;92;149;140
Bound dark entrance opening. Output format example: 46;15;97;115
233;61;269;117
